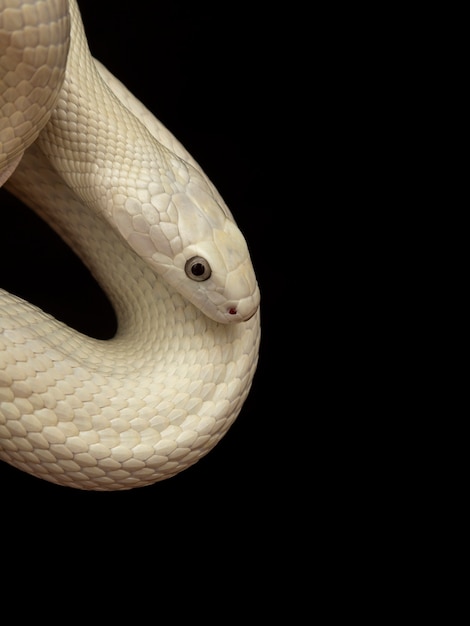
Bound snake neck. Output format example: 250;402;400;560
36;0;173;221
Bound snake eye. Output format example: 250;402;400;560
185;256;212;281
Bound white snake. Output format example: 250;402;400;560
0;0;260;490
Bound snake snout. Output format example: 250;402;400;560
225;288;260;323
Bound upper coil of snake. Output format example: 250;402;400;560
0;0;260;490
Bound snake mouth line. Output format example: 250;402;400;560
227;306;258;322
244;309;257;321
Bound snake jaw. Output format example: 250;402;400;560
225;306;258;323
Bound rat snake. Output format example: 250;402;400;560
0;0;260;490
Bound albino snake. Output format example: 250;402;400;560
0;0;260;490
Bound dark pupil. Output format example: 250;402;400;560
191;262;205;276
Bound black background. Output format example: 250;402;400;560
0;2;295;533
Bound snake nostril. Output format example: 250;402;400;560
228;307;237;315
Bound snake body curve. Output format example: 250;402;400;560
0;0;260;490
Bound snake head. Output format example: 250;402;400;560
169;175;260;324
178;217;261;324
156;209;260;325
115;166;260;324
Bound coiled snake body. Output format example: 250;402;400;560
0;0;260;490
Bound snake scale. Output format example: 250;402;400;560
0;0;260;490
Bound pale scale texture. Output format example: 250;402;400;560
0;0;70;178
